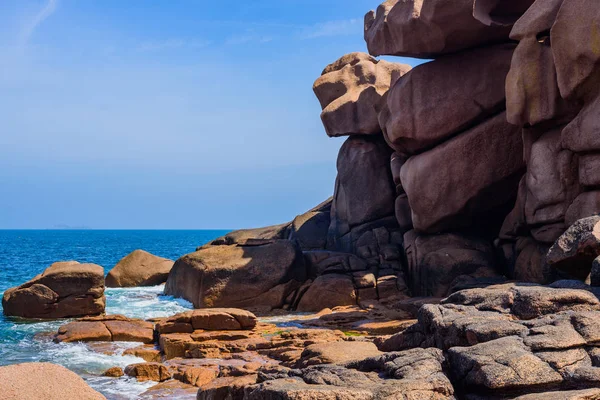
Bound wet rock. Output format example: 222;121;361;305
103;366;124;377
124;362;172;382
2;261;105;319
123;345;162;362
313;52;410;137
165;240;305;309
105;250;173;288
0;362;106;399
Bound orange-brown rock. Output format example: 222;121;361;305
0;362;106;399
296;341;382;367
124;362;172;382
105;250;173;287
165;241;305;309
155;308;257;334
55;315;154;343
313;52;410;137
123;345;162;362
2;261;105;319
103;366;124;377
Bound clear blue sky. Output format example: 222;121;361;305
0;0;419;229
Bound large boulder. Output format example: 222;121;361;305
403;230;500;297
551;0;600;99
400;112;524;233
164;240;305;309
0;362;106;400
380;44;515;156
288;199;332;251
296;274;357;312
327;135;395;245
105;250;173;287
313;52;411;137
2;261;105;319
364;0;511;58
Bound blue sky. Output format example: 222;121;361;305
0;0;419;229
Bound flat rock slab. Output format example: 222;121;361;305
155;308;257;334
55;315;154;344
297;341;382;367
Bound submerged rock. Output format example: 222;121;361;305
105;249;173;287
2;261;105;319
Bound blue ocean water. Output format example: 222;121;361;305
0;229;228;399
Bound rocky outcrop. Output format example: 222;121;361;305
0;362;106;400
313;52;410;137
54;315;154;343
164;240;306;310
2;261;105;319
364;0;511;58
155;308;257;333
105;250;173;287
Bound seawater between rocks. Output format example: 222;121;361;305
0;230;229;399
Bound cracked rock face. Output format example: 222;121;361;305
313;52;411;137
2;261;105;319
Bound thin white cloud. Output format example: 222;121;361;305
137;39;211;52
225;33;273;46
19;0;58;45
299;19;361;39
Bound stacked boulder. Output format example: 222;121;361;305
494;0;600;283
363;0;527;296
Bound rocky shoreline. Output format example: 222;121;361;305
4;0;600;398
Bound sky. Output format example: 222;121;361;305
0;0;420;229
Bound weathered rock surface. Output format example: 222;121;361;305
380;44;515;156
403;231;500;297
364;0;511;58
125;362;172;382
105;250;173;287
155;308;257;333
400;112;524;233
2;261;105;319
0;362;106;399
55;315;154;343
313;52;410;137
165;240;305;309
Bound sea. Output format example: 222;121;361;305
0;229;230;399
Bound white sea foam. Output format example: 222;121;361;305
105;285;193;319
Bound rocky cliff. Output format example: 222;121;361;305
165;0;600;317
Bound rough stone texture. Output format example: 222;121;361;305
155;308;257;334
55;315;154;344
296;341;382;367
313;52;411;137
381;44;515;156
206;223;291;247
473;0;536;27
547;216;600;281
0;362;106;399
403;231;500;297
124;362;172;382
327;135;395;243
164;240;305;309
296;274;357;312
2;261;105;319
400;112;524;233
105;250;174;287
364;0;511;58
551;0;600;99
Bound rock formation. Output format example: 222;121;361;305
0;362;106;400
2;261;105;319
105;249;174;287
